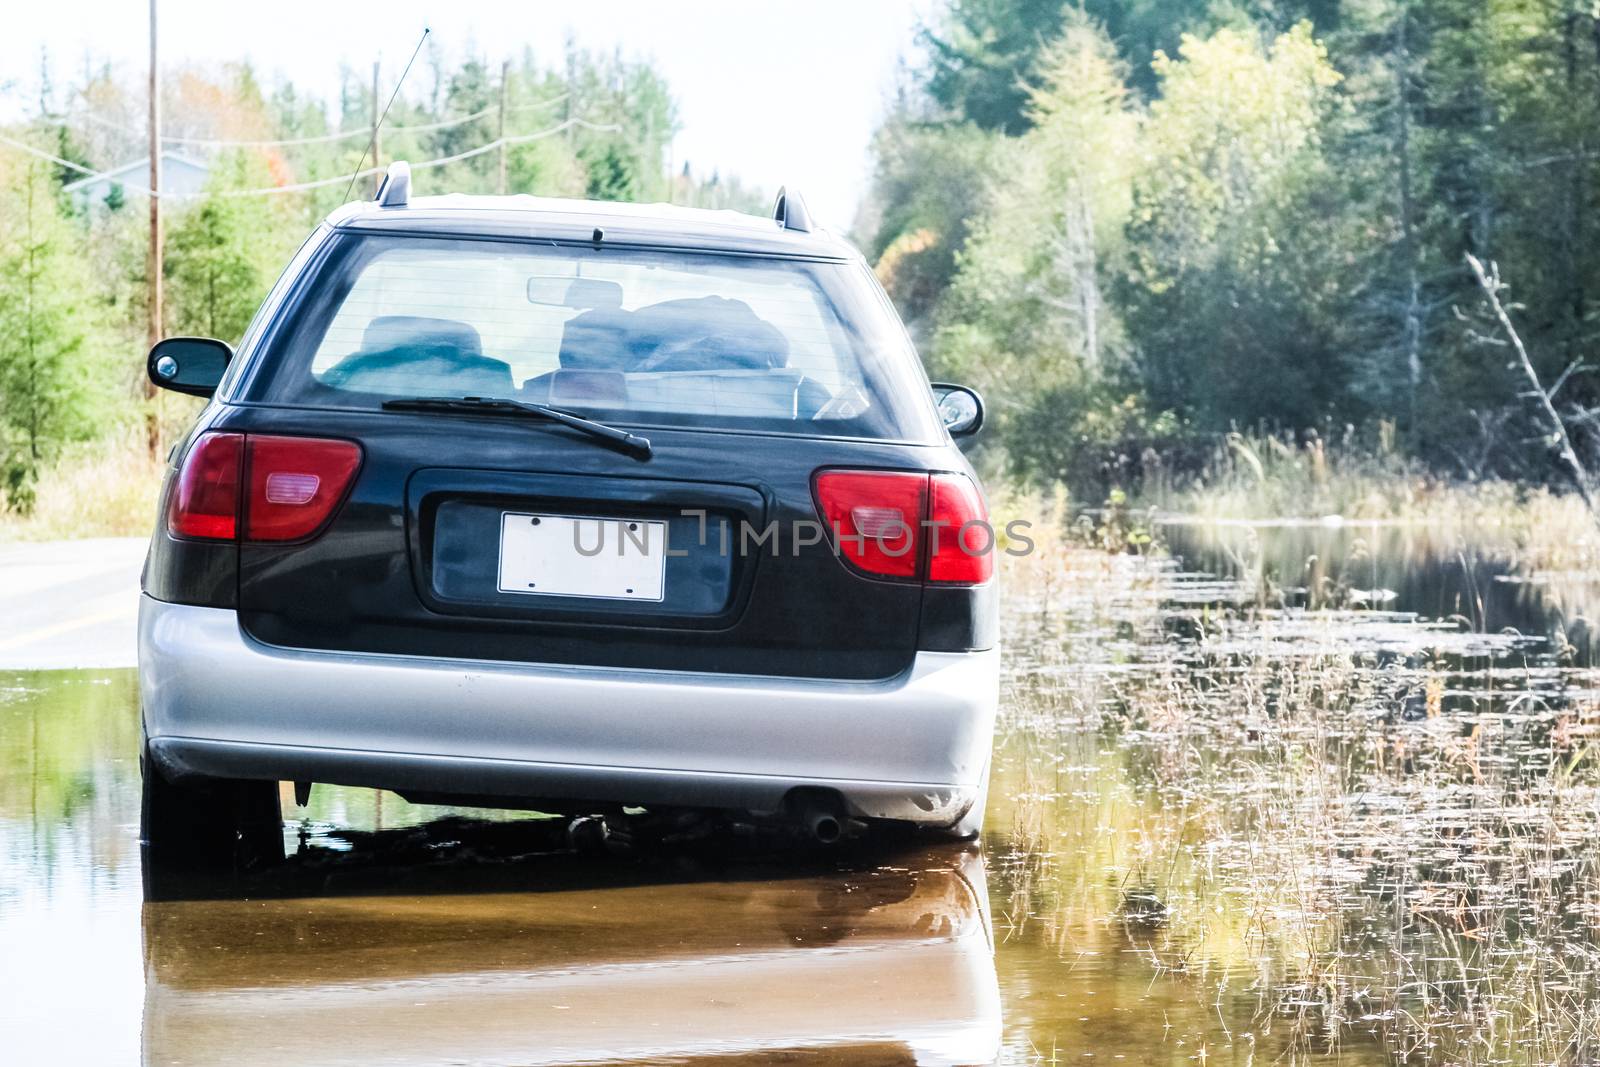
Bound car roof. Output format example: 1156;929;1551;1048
325;194;860;261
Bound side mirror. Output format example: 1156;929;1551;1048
148;337;233;398
931;382;984;438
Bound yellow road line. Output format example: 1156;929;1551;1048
0;605;134;652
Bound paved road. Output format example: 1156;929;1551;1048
0;537;145;670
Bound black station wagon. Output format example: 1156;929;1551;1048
138;161;998;856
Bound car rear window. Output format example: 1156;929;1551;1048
245;232;942;442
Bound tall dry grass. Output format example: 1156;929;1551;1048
1136;432;1600;577
1152;432;1564;518
0;429;164;542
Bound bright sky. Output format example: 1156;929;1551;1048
1;0;937;231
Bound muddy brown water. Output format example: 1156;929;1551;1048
4;524;1596;1065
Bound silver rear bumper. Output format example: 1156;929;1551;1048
138;596;999;825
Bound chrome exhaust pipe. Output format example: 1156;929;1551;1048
808;811;842;845
794;797;844;844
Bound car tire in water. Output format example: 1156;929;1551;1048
140;736;283;869
949;760;991;841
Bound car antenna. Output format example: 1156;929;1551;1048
341;27;431;205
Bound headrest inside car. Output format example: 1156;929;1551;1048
557;308;636;371
361;316;483;356
630;298;790;372
556;297;789;373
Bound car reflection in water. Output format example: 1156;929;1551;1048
141;819;1000;1067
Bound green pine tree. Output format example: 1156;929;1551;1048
0;156;109;510
165;154;296;343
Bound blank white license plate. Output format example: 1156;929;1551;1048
497;512;667;601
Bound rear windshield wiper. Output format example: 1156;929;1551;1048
381;396;652;461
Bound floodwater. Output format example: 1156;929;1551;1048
5;522;1599;1065
1161;518;1600;663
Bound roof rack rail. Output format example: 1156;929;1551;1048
375;160;411;208
772;186;813;233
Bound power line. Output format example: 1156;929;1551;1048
0;133;104;177
235;118;619;197
400;118;617;171
175;96;571;146
0;116;621;200
222;162;386;197
53;94;568;149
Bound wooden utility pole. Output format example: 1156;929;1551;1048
143;0;163;454
370;61;382;196
497;59;509;195
146;0;162;356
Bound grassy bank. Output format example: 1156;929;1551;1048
1137;432;1580;523
0;433;164;543
1107;433;1600;576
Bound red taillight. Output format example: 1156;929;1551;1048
812;469;991;584
928;472;993;583
169;432;361;543
814;470;927;579
243;435;362;542
168;432;243;540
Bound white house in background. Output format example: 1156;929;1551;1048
64;152;210;212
